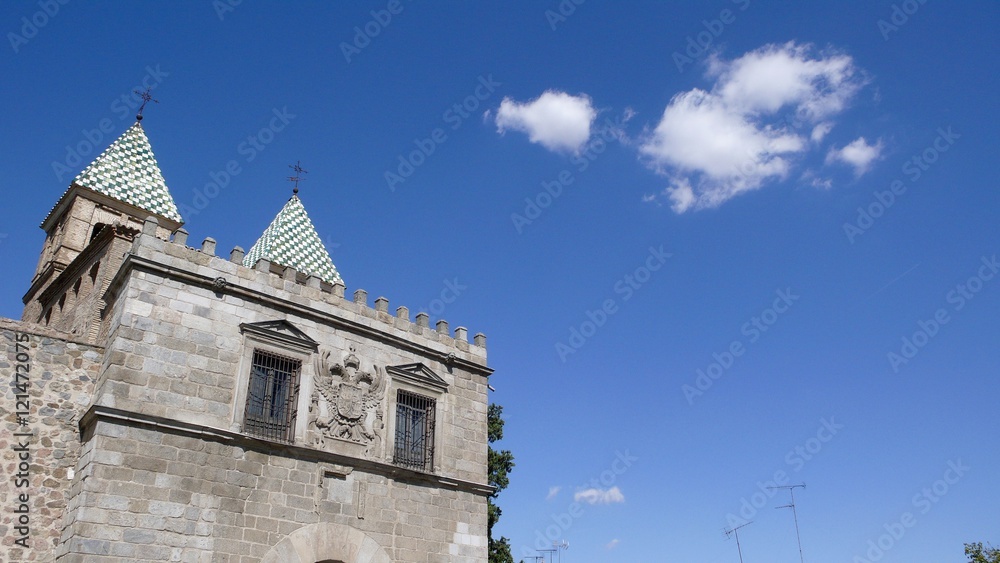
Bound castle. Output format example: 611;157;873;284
1;112;493;562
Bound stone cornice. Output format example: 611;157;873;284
80;405;494;497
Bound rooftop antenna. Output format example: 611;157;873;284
134;86;158;121
724;521;752;563
553;540;569;563
537;548;557;563
287;160;308;195
769;483;806;563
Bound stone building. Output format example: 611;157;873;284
1;114;493;562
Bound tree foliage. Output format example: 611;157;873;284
488;403;515;563
966;543;1000;563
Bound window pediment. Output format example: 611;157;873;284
239;320;318;352
386;363;448;392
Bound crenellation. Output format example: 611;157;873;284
230;246;245;263
172;227;189;246
353;288;367;306
142;216;159;236
200;237;217;256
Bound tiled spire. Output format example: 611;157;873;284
72;121;182;222
243;195;342;285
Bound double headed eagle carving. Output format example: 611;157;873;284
310;347;386;449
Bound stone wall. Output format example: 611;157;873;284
58;418;487;562
93;231;490;485
0;320;101;562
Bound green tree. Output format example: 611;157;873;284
488;403;515;563
966;542;1000;563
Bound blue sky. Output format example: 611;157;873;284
1;1;998;561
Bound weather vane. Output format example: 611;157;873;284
134;86;158;121
287;161;308;195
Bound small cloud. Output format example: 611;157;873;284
495;90;597;153
665;177;698;214
641;193;657;203
811;122;833;143
606;539;620;550
574;486;625;505
800;169;833;190
546;486;561;501
826;136;883;176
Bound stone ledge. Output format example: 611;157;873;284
80;405;495;498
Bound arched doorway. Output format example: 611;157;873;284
260;522;391;563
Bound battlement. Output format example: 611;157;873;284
132;216;488;362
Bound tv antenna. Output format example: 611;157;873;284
724;521;752;563
537;548;557;563
553;540;569;563
769;483;806;563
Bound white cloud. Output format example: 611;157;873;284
801;169;833;190
574;486;625;505
606;539;620;550
546;486;561;501
710;43;861;119
495;90;597;153
826;136;883;176
811;122;833;143
666;177;697;214
640;42;867;212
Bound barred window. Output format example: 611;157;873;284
243;349;300;442
393;390;435;471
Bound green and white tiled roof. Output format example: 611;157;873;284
243;195;342;285
72;121;182;223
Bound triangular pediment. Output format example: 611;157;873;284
386;363;448;391
240;320;318;351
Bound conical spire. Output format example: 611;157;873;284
243;195;342;285
72;121;182;222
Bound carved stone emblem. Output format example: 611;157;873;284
337;384;363;419
309;347;385;454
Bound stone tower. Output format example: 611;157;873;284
1;114;492;562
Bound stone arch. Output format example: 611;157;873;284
260;522;391;563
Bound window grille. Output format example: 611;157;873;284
393;390;436;471
243;349;300;442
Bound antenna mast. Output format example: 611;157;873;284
769;483;806;563
724;521;752;563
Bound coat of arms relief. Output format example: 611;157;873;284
309;347;386;455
